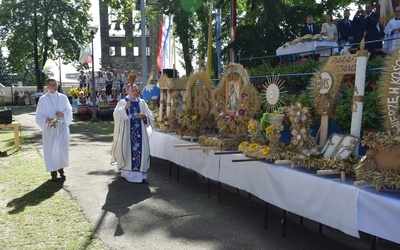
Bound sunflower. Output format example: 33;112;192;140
261;147;270;155
248;143;259;152
265;125;273;135
238;141;249;150
247;123;254;132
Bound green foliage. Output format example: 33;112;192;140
247;58;323;93
0;0;92;90
336;56;383;134
248;56;385;134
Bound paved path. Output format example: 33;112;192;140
12;106;379;250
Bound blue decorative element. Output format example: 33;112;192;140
129;100;143;171
142;83;160;102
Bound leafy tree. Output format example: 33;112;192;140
0;0;92;91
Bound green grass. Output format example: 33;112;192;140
74;118;114;136
0;131;107;249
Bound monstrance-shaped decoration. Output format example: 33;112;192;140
263;74;285;115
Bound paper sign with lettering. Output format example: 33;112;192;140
325;54;357;75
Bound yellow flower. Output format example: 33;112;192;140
191;115;197;121
261;147;270;155
265;125;273;134
273;110;278;115
184;115;189;119
248;143;258;152
238;141;249;150
247;123;254;131
289;115;294;122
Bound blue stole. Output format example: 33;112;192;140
125;97;143;171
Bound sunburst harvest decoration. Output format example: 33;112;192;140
238;74;289;161
177;71;216;138
198;63;261;150
263;74;286;114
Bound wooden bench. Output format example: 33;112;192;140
0;121;21;150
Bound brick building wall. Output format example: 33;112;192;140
98;0;160;75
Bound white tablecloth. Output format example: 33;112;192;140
276;41;339;56
149;131;400;243
358;187;400;244
149;131;220;181
219;153;359;238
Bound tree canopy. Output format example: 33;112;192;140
0;0;92;90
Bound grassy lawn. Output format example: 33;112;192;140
0;126;107;249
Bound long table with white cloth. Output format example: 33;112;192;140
149;130;400;244
276;40;339;56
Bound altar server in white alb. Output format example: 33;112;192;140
383;6;400;54
112;83;154;183
35;78;72;181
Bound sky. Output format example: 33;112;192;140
63;0;101;74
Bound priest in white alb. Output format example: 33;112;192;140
35;78;73;181
383;6;400;54
111;83;154;183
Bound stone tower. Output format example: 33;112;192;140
98;0;160;76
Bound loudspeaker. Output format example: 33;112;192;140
163;69;179;78
0;109;12;124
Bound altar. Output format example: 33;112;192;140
149;130;400;245
276;40;339;56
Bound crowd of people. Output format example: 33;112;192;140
13;89;43;106
300;2;400;58
77;66;143;96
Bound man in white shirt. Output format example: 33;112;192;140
383;6;400;54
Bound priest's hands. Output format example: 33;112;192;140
135;113;146;119
125;101;131;110
55;111;64;119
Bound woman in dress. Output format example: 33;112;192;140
321;13;337;40
320;13;337;56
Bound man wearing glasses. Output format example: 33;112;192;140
35;78;73;181
383;6;400;53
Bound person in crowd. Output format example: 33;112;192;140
105;66;113;96
98;89;108;103
300;15;320;37
34;89;43;105
24;90;30;106
108;88;120;103
383;6;400;54
18;90;24;106
0;90;6;106
353;2;380;58
96;70;106;89
14;90;19;105
321;13;337;40
112;83;154;183
113;69;122;91
77;91;87;105
86;89;99;107
30;91;36;106
35;78;72;181
121;70;129;92
78;70;87;88
337;9;356;46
